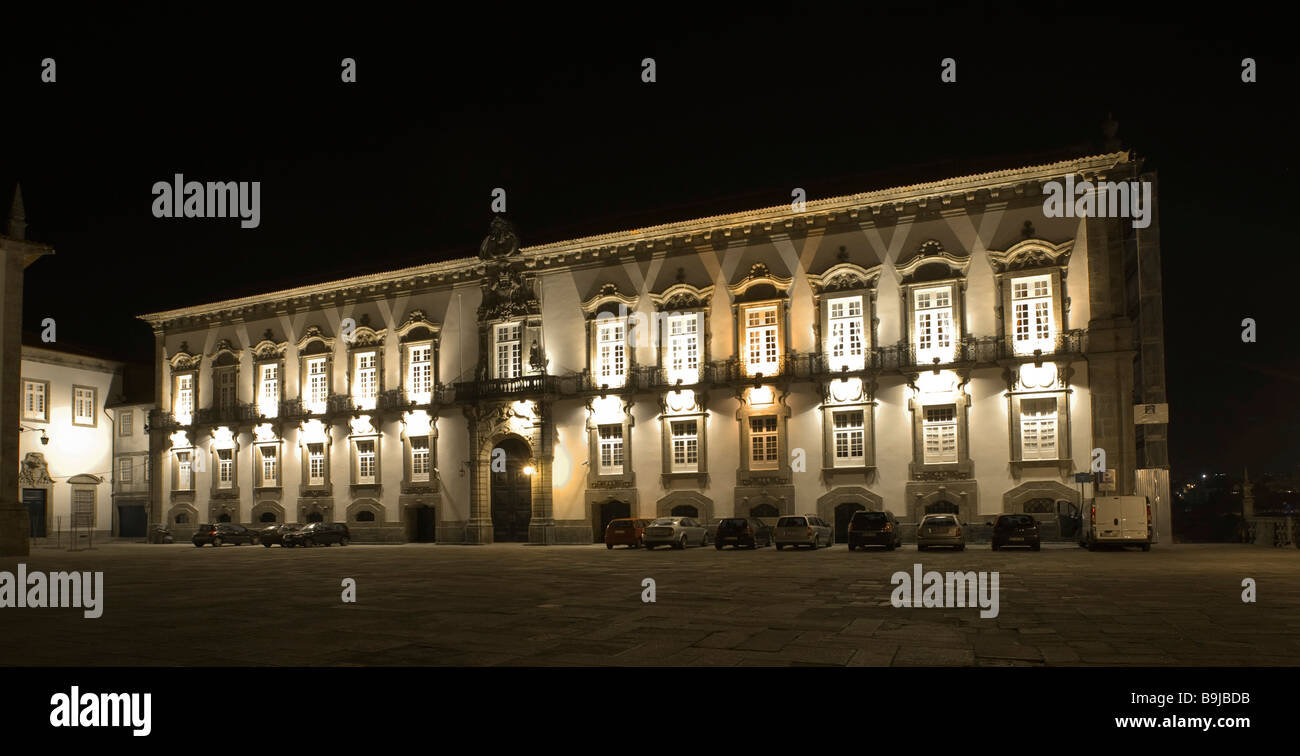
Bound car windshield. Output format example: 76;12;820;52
852;512;887;524
651;519;677;526
720;518;748;527
925;516;956;526
999;515;1034;527
777;517;806;527
610;520;634;526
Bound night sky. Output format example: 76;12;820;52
2;6;1295;483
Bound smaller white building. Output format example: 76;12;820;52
18;344;123;542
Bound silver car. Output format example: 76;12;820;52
774;514;833;550
916;513;965;551
643;517;708;550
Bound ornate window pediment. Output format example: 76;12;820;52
651;282;713;311
252;329;288;360
581;283;639;318
987;238;1073;274
169;342;202;371
395;309;440;343
727;262;793;303
209;339;242;366
296;326;334;354
895;240;970;283
347;313;388;347
810;261;882;295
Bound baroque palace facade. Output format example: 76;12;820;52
139;151;1170;544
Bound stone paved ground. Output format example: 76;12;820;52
2;542;1298;666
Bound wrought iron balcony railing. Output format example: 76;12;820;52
453;374;559;403
997;329;1087;361
146;409;180;431
195;402;259;426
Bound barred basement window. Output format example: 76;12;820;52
495;323;522;379
410;437;430;482
832;410;865;466
1012;275;1053;354
670;420;699;472
356;510;376;522
597;424;624;475
922;405;957;464
1020;397;1059;460
217;449;233;489
749;416;779;470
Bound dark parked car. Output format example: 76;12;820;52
259;524;299;547
991;513;1041;550
846;510;901;550
714;517;772;549
283;522;351;547
192;523;258;547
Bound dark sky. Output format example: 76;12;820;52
1;6;1295;483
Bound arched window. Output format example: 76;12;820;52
670;504;698;518
925;500;959;514
260;511;277;523
1023;497;1055;514
356;510;376;522
750;502;779;518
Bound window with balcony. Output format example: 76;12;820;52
354;351;378;407
914;287;955;364
258;363;280;417
356;439;377;485
1020;397;1058;460
665;314;701;383
595;320;626;387
749;415;779;470
827;296;865;371
409;437;430;483
745;306;780;376
597;424;624;475
72;386;97;427
832;410;865;467
23;379;49;422
494;323;522;379
216;449;234;489
305;358;329;413
215;367;237;410
174;374;195;423
258;445;279;487
923;405;958;464
307;443;325;486
408;344;432;402
670;420;699;473
1012;275;1054;355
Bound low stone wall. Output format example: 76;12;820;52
1243;517;1297;548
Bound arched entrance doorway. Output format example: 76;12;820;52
834;501;865;542
593;499;631;543
750;501;779;519
925;500;959;515
670;504;699;518
491;437;533;542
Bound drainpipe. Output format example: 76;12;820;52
103;402;116;540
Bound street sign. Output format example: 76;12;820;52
1074;472;1094;483
1098;469;1117;491
1135;403;1169;424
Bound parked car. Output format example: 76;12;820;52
259;523;299;547
916;514;964;551
774;514;833;550
714;517;772;549
149;524;174;544
991;513;1041;550
192;523;258;547
1081;495;1153;551
643;517;707;549
846;510;901;550
605;518;651;549
283;522;351;547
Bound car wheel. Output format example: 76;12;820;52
340;537;350;546
1086;539;1097;552
636;537;644;548
305;539;315;547
193;542;203;547
957;544;965;551
674;535;686;550
776;544;784;551
212;537;223;547
847;542;856;551
1031;542;1041;551
1140;543;1151;552
264;542;272;548
645;543;655;550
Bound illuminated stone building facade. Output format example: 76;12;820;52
138;151;1170;544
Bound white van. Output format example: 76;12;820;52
1080;495;1152;551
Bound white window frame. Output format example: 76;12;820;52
217;448;234;489
748;415;779;470
595;319;627;387
827;296;865;371
745;306;780;376
119;457;133;485
670;419;699;473
175;374;194;423
832;409;865;467
72;386;97;427
1020;397;1059;460
215;367;237;409
23;379;49;422
914;286;955;364
1012;274;1054;355
258;362;280;417
307;443;326;486
922;405;958;464
409;436;431;483
356;439;377;485
354;351;378;407
258;445;279;487
176;450;193;491
407;344;433;402
119;410;133;436
494;323;523;379
306;357;329;413
597;424;624;475
665;313;701;384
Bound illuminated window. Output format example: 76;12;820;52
356;440;377;484
923;405;957;464
308;443;325;485
914;286;954;363
22;380;48;422
176;451;192;490
355;351;378;403
749;415;779;470
1020;397;1058;460
666;314;700;382
259;445;278;487
827;296;865;371
1012;275;1053;354
597;424;624;475
217;449;233;489
306;358;328;413
670;420;699;472
745;306;780;375
408;345;432;401
596;320;626;386
410;437;430;482
258;363;280;417
495;323;522;379
175;374;194;421
72;386;96;426
832;410;865;466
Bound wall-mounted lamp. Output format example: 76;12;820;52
19;425;49;445
523;460;536;477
